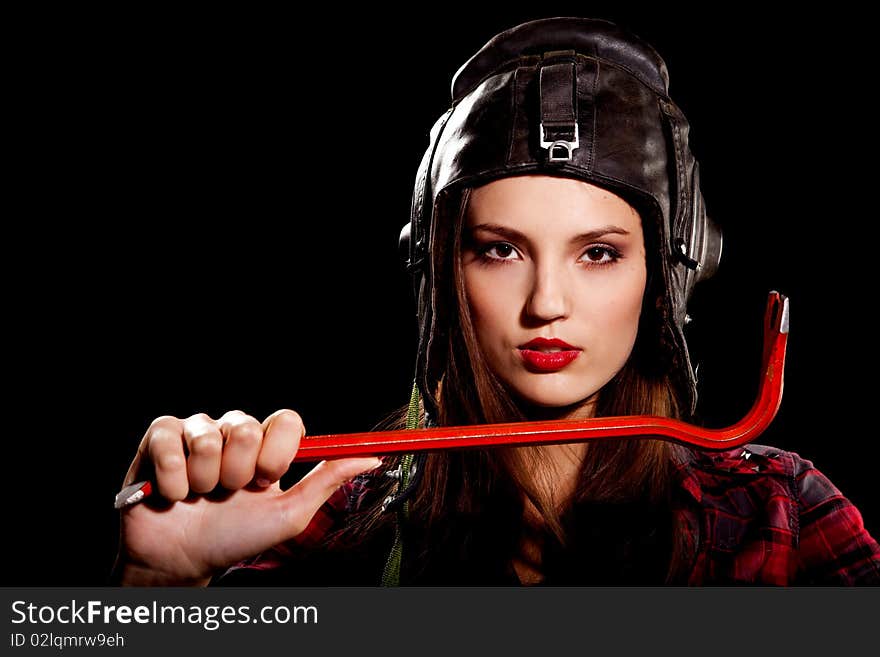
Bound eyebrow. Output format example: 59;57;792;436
468;222;631;244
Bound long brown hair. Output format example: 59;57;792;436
326;181;696;584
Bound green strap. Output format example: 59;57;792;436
380;381;420;586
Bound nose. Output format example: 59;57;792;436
524;260;570;322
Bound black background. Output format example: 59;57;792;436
7;4;878;585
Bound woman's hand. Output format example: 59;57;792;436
112;409;381;586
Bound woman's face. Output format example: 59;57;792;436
461;175;647;416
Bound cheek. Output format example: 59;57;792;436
589;266;646;338
463;268;516;344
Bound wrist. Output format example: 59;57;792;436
112;558;212;587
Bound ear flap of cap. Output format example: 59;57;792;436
690;164;723;285
398;221;412;269
402;108;456;277
402;109;457;426
679;161;723;288
660;99;723;303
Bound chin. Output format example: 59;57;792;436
512;382;599;409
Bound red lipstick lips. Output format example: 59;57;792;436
518;337;581;372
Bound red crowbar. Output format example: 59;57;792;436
115;290;789;509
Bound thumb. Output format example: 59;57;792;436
276;457;383;542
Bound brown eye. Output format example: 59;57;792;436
580;246;622;266
478;242;520;262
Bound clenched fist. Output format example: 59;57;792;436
112;409;381;586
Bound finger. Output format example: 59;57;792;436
275;457;382;541
122;415;181;488
142;416;188;501
255;409;305;487
182;413;223;494
216;410;263;489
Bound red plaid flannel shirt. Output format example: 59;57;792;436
219;443;880;585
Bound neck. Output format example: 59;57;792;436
505;440;589;521
505;392;597;505
507;434;589;586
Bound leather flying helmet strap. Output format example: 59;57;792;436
538;50;579;162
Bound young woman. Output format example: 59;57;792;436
112;17;880;586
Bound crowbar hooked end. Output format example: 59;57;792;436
768;290;790;335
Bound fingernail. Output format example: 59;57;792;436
369;458;383;470
256;477;271;487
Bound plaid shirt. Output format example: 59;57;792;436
218;443;880;585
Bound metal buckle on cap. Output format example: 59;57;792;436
540;122;579;162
